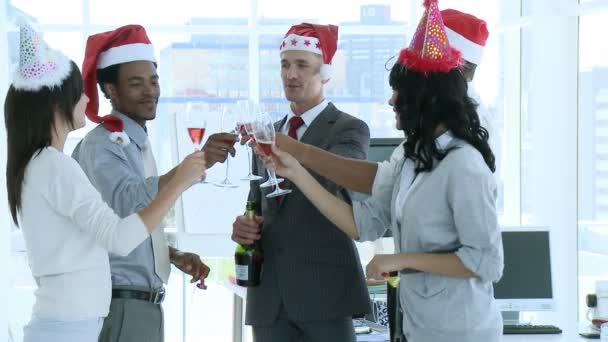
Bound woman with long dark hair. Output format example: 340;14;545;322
5;23;206;341
238;1;503;340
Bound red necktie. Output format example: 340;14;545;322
277;116;305;203
287;116;305;140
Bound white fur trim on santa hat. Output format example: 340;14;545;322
97;43;156;69
320;64;332;81
109;131;131;146
445;27;484;65
280;34;322;55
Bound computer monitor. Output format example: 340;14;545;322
368;138;403;163
493;227;555;324
367;138;403;239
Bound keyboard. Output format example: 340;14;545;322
503;324;562;334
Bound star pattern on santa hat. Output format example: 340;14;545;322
280;24;338;80
280;36;323;54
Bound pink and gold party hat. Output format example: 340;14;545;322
11;20;71;91
397;0;462;73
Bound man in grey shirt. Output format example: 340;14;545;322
73;25;238;342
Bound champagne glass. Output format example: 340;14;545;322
236;100;263;181
214;104;239;188
244;106;284;189
185;102;208;183
252;112;292;198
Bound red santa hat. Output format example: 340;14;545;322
279;23;338;81
397;0;462;73
441;9;489;65
82;24;156;145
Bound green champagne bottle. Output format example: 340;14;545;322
234;201;263;287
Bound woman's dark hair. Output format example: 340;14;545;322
4;60;83;225
389;63;495;173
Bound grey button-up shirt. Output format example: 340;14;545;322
72;110;163;290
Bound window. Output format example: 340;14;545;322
578;9;608;323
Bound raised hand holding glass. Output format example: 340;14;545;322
252;113;291;198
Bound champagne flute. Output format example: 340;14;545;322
252;112;292;198
242;110;284;188
245;106;285;188
214;104;239;188
185;102;208;183
236;100;263;181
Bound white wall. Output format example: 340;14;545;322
1;0;10;340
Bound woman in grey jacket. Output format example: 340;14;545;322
247;1;504;340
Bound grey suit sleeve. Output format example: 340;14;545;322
327;118;370;161
328;118;392;242
316;118;370;202
448;150;503;283
77;140;159;218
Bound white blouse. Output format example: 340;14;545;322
19;147;149;321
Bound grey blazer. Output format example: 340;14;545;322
353;138;504;342
245;103;371;325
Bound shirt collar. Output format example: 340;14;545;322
286;99;328;128
435;130;453;150
111;110;148;148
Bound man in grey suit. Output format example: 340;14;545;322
232;23;371;342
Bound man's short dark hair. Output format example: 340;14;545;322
96;62;159;99
96;64;121;99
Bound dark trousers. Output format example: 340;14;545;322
387;272;407;342
252;305;356;342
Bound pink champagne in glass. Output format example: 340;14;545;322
187;127;206;149
257;140;273;156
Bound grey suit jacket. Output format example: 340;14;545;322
245;102;371;325
354;138;504;342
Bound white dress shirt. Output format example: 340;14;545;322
19;147;149;320
281;99;328;138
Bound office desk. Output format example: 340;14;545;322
221;280;593;342
502;330;591;341
356;320;390;341
223;279;247;342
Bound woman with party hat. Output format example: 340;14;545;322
4;22;206;342
256;0;503;340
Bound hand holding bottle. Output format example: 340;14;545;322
234;202;264;287
231;212;263;245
